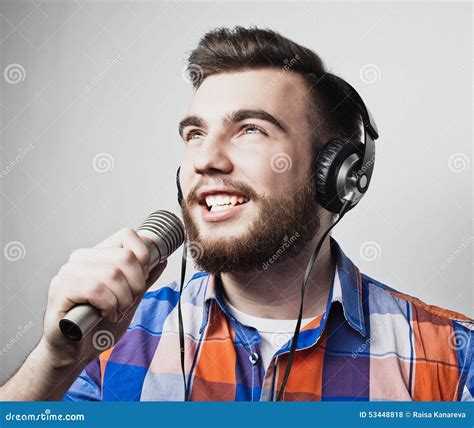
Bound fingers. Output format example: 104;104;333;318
67;247;147;297
94;227;150;274
57;262;134;315
49;274;119;322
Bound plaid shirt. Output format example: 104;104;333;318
63;238;474;401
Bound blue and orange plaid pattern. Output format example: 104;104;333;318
63;238;474;401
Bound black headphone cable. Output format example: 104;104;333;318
178;239;189;401
275;193;354;401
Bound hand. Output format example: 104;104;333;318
39;227;167;369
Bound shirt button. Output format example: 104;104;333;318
249;352;260;365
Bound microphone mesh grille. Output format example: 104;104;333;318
137;210;185;256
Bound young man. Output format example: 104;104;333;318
1;26;472;402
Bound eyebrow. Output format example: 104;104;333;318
178;108;289;138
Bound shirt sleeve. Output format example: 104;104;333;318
62;358;102;401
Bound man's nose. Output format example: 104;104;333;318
193;138;233;176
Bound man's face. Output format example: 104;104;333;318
179;68;320;272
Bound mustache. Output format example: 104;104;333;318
185;177;260;205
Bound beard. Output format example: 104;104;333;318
181;177;320;273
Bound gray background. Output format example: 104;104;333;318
0;0;472;383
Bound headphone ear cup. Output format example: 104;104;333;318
315;139;365;213
176;167;183;205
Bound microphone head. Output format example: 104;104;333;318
137;210;185;266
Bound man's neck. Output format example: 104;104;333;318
218;234;336;320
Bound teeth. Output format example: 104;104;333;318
210;205;228;212
205;193;249;209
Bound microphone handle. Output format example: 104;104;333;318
59;236;164;341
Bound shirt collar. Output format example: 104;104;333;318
201;237;366;338
330;237;367;336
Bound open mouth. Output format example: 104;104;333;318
204;193;250;212
199;192;250;212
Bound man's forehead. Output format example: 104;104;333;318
186;68;310;118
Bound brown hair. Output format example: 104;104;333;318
186;26;362;153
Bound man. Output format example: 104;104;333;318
1;26;472;401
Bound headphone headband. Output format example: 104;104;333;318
332;76;379;140
329;74;379;194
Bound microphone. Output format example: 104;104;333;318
59;210;185;341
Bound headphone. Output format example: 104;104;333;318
175;74;378;213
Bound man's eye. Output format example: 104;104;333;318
243;124;266;135
185;130;203;142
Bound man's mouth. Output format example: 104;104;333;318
195;188;251;222
203;193;250;212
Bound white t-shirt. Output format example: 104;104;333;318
222;269;342;371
